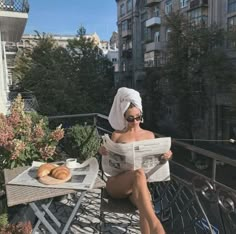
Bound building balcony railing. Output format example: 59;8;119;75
47;113;236;233
145;41;162;52
145;0;161;7
189;0;208;9
146;16;161;27
122;49;132;58
0;0;29;13
121;29;132;38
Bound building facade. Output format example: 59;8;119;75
115;0;236;141
0;0;29;114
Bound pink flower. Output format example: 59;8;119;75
39;145;56;160
50;125;64;141
10;139;26;160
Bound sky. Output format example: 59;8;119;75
24;0;117;41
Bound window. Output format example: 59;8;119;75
165;0;172;15
166;29;171;41
121;20;127;31
189;8;208;25
228;0;236;13
127;0;132;12
120;3;125;16
154;31;160;43
228;16;236;48
153;6;160;17
180;0;188;8
122;62;126;71
121;19;131;32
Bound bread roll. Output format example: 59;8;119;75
51;166;70;180
37;163;57;178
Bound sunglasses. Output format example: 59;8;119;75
126;115;143;123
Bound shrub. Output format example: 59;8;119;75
0;221;32;234
63;124;101;162
0;95;64;169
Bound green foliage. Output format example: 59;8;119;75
63;124;101;163
0;213;8;228
0;221;32;234
150;12;236;136
16;28;115;116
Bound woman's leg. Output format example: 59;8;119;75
129;169;165;234
106;169;165;234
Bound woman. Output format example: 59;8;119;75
100;87;172;234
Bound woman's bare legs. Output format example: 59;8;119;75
106;169;165;234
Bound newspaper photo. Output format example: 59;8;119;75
8;157;99;190
101;134;171;182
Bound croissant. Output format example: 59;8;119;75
37;163;57;178
50;166;70;180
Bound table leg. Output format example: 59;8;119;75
30;202;58;234
61;191;86;234
41;203;61;228
32;199;53;232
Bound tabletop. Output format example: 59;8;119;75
4;166;105;207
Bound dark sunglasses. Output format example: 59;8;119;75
126;115;143;123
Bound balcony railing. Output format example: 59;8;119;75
145;0;161;7
0;0;29;13
121;29;132;38
146;16;161;27
48;113;236;233
190;0;208;9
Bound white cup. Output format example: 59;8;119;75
66;158;77;168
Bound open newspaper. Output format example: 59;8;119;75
8;157;99;190
102;134;171;182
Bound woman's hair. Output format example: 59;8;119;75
128;103;136;109
124;103;142;116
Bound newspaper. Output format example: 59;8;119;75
8;157;99;190
102;134;171;182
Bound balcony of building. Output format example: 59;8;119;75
145;40;162;52
122;48;132;59
121;29;132;38
189;0;208;10
22;113;234;233
0;0;29;42
146;16;161;28
145;0;161;7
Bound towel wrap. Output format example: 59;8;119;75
108;87;143;130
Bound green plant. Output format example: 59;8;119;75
0;95;64;169
0;213;8;229
63;124;101;162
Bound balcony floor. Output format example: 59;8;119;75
34;188;141;233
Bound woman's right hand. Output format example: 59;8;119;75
98;145;108;156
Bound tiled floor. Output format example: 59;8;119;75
37;189;141;234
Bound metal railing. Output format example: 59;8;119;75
0;0;29;13
48;113;236;234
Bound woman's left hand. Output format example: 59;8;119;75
162;150;173;161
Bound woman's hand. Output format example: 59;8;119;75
98;145;108;156
161;150;173;161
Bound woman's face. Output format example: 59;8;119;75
124;106;142;127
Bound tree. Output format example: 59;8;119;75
15;28;115;116
148;12;235;139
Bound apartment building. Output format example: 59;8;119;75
115;0;236;141
0;0;29;114
115;0;236;86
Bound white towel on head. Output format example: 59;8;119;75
108;87;143;130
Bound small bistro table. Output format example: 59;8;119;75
4;165;105;234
